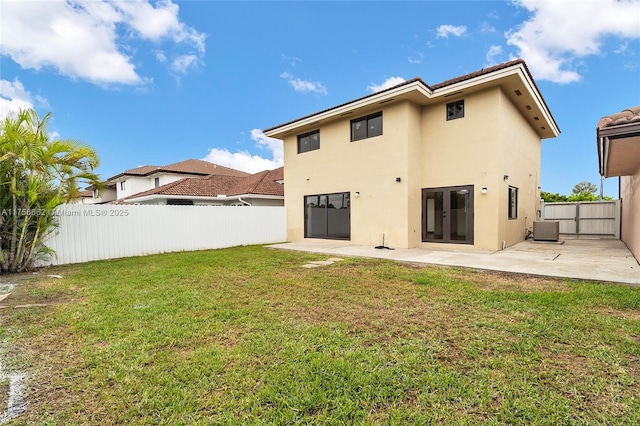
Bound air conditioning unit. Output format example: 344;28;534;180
533;221;559;242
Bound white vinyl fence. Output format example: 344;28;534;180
38;204;286;266
541;200;620;239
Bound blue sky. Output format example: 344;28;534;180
1;0;639;197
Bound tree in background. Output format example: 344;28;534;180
572;181;598;196
0;109;101;274
540;191;569;202
541;181;612;203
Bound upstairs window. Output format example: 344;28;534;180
154;177;160;188
120;181;126;190
446;100;464;120
298;130;320;153
351;112;382;141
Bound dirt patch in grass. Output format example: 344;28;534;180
0;272;83;308
449;268;573;293
0;380;8;413
541;345;592;378
591;306;640;322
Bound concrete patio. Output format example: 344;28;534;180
268;238;640;285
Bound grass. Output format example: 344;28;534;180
1;245;639;425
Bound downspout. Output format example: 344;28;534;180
237;197;252;206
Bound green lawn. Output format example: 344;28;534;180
1;245;639;425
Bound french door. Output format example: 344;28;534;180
422;185;474;244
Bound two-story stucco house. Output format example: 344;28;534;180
264;59;560;251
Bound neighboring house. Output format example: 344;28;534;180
125;167;284;206
70;188;94;205
597;106;640;262
107;159;250;200
77;183;117;204
264;59;560;251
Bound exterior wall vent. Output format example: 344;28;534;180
533;221;559;241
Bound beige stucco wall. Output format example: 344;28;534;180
283;88;544;251
284;101;418;248
496;89;542;248
420;88;501;250
621;174;640;263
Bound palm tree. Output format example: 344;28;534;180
0;109;101;273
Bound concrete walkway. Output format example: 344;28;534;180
268;238;640;285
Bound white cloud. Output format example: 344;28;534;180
202;130;283;174
0;0;206;86
171;54;199;74
408;51;424;64
250;129;284;164
506;0;640;84
155;50;167;63
280;72;327;95
281;53;302;67
485;45;503;66
0;79;41;120
480;21;496;34
367;77;406;93
114;0;206;53
436;25;467;38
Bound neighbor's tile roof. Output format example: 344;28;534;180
228;167;284;196
598;106;640;130
161;159;249;176
109;159;249;180
264;59;544;133
125;167;284;200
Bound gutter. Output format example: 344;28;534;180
237;197;252;206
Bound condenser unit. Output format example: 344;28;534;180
533;221;559;242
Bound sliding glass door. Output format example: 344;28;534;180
422;186;473;244
304;192;351;240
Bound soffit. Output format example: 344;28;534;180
603;134;640;177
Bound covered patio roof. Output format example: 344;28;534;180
597;106;640;178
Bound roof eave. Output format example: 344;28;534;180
264;80;431;138
434;63;559;138
264;62;560;140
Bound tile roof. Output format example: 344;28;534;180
125;167;284;200
227;167;284;196
109;159;249;180
264;59;544;133
119;165;161;176
598;106;640;130
160;159;249;176
430;59;527;89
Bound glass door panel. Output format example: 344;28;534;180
326;193;350;239
424;191;444;241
